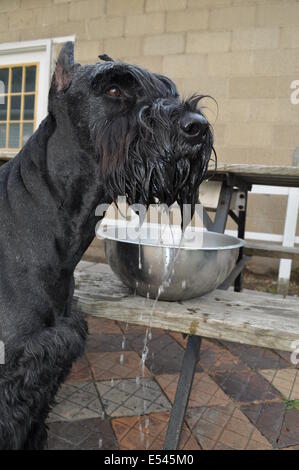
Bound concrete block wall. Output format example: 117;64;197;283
1;0;299;241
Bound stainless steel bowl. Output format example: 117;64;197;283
98;223;244;301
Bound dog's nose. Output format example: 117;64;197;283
180;112;208;143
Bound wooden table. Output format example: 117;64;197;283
74;262;299;450
74;165;299;450
74;264;299;354
207;163;299;187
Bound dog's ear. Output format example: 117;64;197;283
54;42;75;92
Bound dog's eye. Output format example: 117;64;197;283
105;86;122;98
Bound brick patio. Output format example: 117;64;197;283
47;266;299;450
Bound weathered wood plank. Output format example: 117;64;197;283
74;266;299;353
244;242;299;261
207;164;299;187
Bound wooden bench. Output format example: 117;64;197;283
74;262;299;449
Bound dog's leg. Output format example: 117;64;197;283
0;309;87;450
23;417;48;450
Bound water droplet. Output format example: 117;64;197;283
120;353;124;365
110;379;114;387
98;437;103;449
182;280;186;288
136;376;140;386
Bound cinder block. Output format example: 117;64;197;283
75;40;104;63
210;5;256;30
122;55;163;72
21;0;51;7
0;30;20;42
104;37;142;58
174;76;229;99
280;27;299;49
229;77;280;99
272;125;299;148
208;51;255;77
146;0;187;12
88;17;124;40
257;3;299;27
166;9;208;32
125;13;165;36
69;0;105;21
107;0;144;16
253;49;299;77
248;99;279;123
224;123;272;147
8;8;36;30
144;34;185;55
232;28;280;51
0;0;19;13
217;99;250;123
186;31;230;53
35;4;69;26
163;54;207;79
49;21;88;41
0;13;8;32
216;145;293;166
188;0;231;7
274;99;299;125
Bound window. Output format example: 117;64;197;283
0;63;38;150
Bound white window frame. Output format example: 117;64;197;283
0;36;75;155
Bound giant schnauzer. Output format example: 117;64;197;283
0;42;214;449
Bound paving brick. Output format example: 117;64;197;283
96;377;171;417
66;356;93;383
48;418;118;450
259;368;299;400
87;315;123;335
86;332;132;353
222;341;290;370
48;382;104;423
157;372;233;407
186;404;272;450
127;329;196;375
112;412;200;450
241;401;299;448
86;351;151;380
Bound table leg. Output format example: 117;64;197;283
163;335;202;450
212;183;233;233
234;191;248;292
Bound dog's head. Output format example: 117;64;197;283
50;42;215;217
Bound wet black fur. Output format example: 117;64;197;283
0;42;214;449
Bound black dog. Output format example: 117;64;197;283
0;42;214;449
